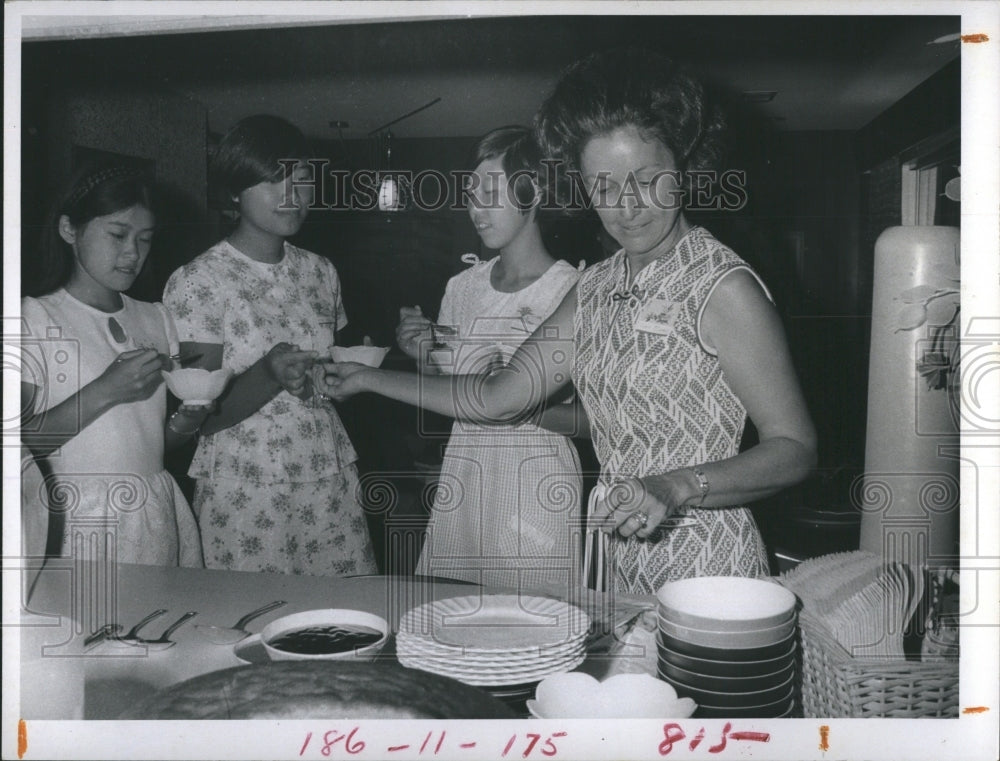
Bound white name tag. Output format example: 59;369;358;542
635;297;681;335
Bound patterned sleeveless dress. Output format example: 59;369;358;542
573;226;770;594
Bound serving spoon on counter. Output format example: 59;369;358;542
193;600;288;644
134;611;199;650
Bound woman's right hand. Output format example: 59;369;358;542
396;305;434;360
264;342;317;399
314;361;372;401
97;348;168;405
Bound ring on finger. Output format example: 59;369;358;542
632;512;649;527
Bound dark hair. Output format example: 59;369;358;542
469;125;542;212
210;114;311;204
535;47;726;200
32;162;156;296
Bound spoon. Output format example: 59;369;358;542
129;611;199;650
115;608;169;643
194;600;288;644
167;352;204;367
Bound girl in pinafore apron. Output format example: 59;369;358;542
394;126;583;589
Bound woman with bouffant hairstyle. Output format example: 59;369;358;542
536;47;727;214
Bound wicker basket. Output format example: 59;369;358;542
798;612;958;718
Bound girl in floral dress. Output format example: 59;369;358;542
395;127;583;589
164;115;375;576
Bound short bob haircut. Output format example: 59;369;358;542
468;125;543;212
31;162;156;297
210;114;311;203
535;47;726;196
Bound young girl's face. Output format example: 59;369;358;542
466;157;533;251
236;161;311;239
62;203;155;297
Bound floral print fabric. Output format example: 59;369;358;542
164;240;375;576
193;465;373;575
164;241;356;483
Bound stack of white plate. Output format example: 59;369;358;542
396;595;591;692
655;577;799;718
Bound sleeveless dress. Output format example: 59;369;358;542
415;258;583;589
573;227;769;594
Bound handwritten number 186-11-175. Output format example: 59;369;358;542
298;729;566;757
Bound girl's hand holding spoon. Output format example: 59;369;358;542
100;348;166;405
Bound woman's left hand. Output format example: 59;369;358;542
590;476;683;539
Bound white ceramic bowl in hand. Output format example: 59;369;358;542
529;673;697;719
329;346;390;368
162;368;233;405
259;609;389;662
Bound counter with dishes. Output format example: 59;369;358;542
16;550;957;722
17;560;652;720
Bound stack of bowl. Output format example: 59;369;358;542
655;576;799;718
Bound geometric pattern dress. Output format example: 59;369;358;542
573;226;770;594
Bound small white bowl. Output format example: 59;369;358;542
655;576;797;631
532;672;697;719
329;345;389;368
162;368;233;405
260;609;388;662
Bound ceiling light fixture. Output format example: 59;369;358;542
375;130;410;213
368;97;441;213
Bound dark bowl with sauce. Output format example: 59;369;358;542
261;609;389;661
